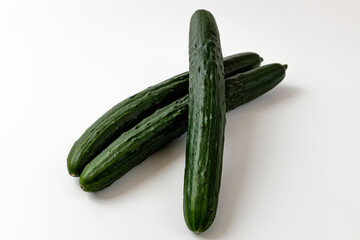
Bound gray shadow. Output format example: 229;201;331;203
196;85;299;238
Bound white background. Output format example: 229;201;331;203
1;0;360;239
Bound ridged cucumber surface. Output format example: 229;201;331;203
79;63;287;192
184;9;226;233
67;52;262;177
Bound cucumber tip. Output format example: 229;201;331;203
283;64;288;70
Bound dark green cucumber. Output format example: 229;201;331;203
79;63;287;192
67;52;262;177
184;9;226;233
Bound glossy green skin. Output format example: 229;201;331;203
226;63;287;110
67;52;262;177
79;63;287;193
185;63;287;232
79;98;188;192
184;10;226;233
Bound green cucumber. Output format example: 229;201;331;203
67;52;262;177
79;63;287;192
184;9;226;233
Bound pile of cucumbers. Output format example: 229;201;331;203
67;9;287;233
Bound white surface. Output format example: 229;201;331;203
1;0;360;239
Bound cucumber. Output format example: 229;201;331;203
67;52;262;177
79;63;287;192
184;9;226;233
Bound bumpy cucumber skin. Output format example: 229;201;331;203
184;9;226;233
67;74;187;177
79;98;188;192
226;63;287;110
79;63;287;192
67;52;262;177
223;52;262;77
